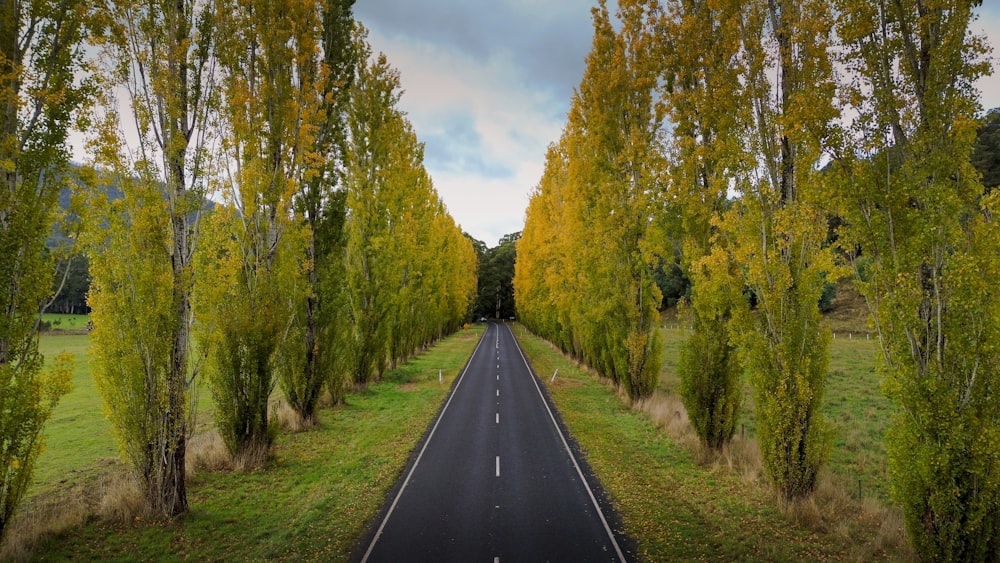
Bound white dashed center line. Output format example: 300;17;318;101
496;456;500;477
496;413;499;424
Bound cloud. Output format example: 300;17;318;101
354;2;595;245
974;4;1000;112
355;0;998;246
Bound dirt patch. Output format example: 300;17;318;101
548;376;583;388
824;278;872;335
39;329;90;336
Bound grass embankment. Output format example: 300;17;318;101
515;326;905;561
14;326;483;561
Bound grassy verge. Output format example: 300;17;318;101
516;326;903;561
17;326;483;561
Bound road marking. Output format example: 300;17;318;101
496;412;499;424
505;324;628;563
496;456;500;477
495;558;500;563
359;325;490;563
496;389;499;397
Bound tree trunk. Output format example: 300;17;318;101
161;0;191;517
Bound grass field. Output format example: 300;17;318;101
655;327;894;502
32;334;114;499
39;313;90;331
15;326;484;560
513;327;903;561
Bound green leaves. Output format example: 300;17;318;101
1;0;88;542
830;0;1000;558
341;29;476;386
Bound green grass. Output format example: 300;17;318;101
40;313;90;331
33;334;115;498
515;327;867;561
29;326;484;561
31;334;217;499
656;327;893;501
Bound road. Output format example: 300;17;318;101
355;322;631;563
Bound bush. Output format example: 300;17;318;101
818;282;837;313
678;316;741;449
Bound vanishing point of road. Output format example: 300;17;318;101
355;322;632;563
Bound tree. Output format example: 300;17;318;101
721;0;839;499
46;254;91;315
340;29;477;386
341;36;405;385
196;0;321;466
472;232;519;320
832;0;999;557
0;0;89;541
973;108;1000;191
289;0;356;418
88;0;217;516
655;0;745;450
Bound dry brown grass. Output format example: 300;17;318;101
186;428;231;477
272;398;309;434
95;469;147;524
0;490;88;561
0;464;149;561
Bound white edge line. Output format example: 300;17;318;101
505;324;628;563
360;324;491;563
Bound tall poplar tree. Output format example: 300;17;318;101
88;0;217;516
516;1;662;400
340;28;476;385
723;0;840;499
832;0;999;558
290;0;356;416
199;0;320;466
0;0;87;541
656;0;745;450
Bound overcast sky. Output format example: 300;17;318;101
355;1;1000;248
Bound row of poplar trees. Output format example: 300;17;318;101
515;0;999;559
0;0;477;540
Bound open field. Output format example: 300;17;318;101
32;334;114;499
39;313;91;332
31;334;217;500
10;327;484;560
513;327;904;561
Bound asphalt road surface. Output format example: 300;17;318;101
355;322;631;563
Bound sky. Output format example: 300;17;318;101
354;1;1000;249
